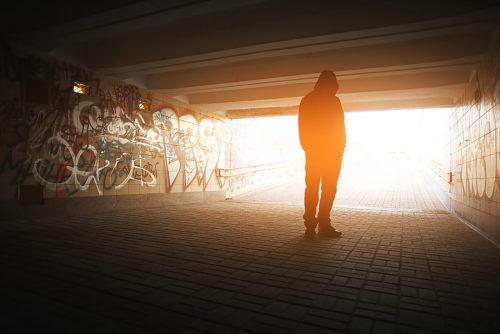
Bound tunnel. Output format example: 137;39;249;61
1;1;500;333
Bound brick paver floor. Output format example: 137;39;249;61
2;202;500;333
2;160;500;333
236;158;445;212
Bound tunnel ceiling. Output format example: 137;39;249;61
8;0;500;117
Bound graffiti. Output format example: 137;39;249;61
26;102;227;196
153;108;226;190
453;57;500;202
0;51;229;200
33;135;106;195
31;134;161;195
153;107;180;188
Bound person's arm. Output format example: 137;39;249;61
337;97;346;149
298;98;308;151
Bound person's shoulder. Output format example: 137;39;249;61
332;95;342;105
300;90;315;107
302;90;315;101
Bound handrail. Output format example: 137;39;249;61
430;159;448;172
429;159;452;183
217;159;303;177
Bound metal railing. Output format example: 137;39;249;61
216;159;304;178
219;159;304;198
429;159;452;184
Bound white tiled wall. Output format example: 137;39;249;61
451;54;500;241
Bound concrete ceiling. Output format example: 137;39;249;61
8;0;500;117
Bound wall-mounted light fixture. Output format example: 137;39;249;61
138;99;151;112
73;82;89;95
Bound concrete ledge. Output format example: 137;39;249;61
451;199;500;247
0;191;226;220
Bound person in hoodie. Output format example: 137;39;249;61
298;70;346;238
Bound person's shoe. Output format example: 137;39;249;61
304;227;316;239
317;224;342;238
303;216;318;239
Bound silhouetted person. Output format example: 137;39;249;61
299;70;346;238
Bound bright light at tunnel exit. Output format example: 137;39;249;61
230;108;452;168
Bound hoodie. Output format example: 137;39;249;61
298;71;346;153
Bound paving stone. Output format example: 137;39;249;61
348;316;373;334
294;323;322;334
373;320;397;334
302;313;346;331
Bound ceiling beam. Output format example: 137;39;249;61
98;15;497;76
14;0;268;51
186;65;473;104
145;32;489;90
227;106;299;119
150;56;480;96
225;96;455;119
193;84;465;113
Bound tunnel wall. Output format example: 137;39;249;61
0;51;230;217
450;50;500;242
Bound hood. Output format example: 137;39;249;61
314;70;339;94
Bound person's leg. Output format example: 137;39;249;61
303;151;320;233
317;150;344;235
